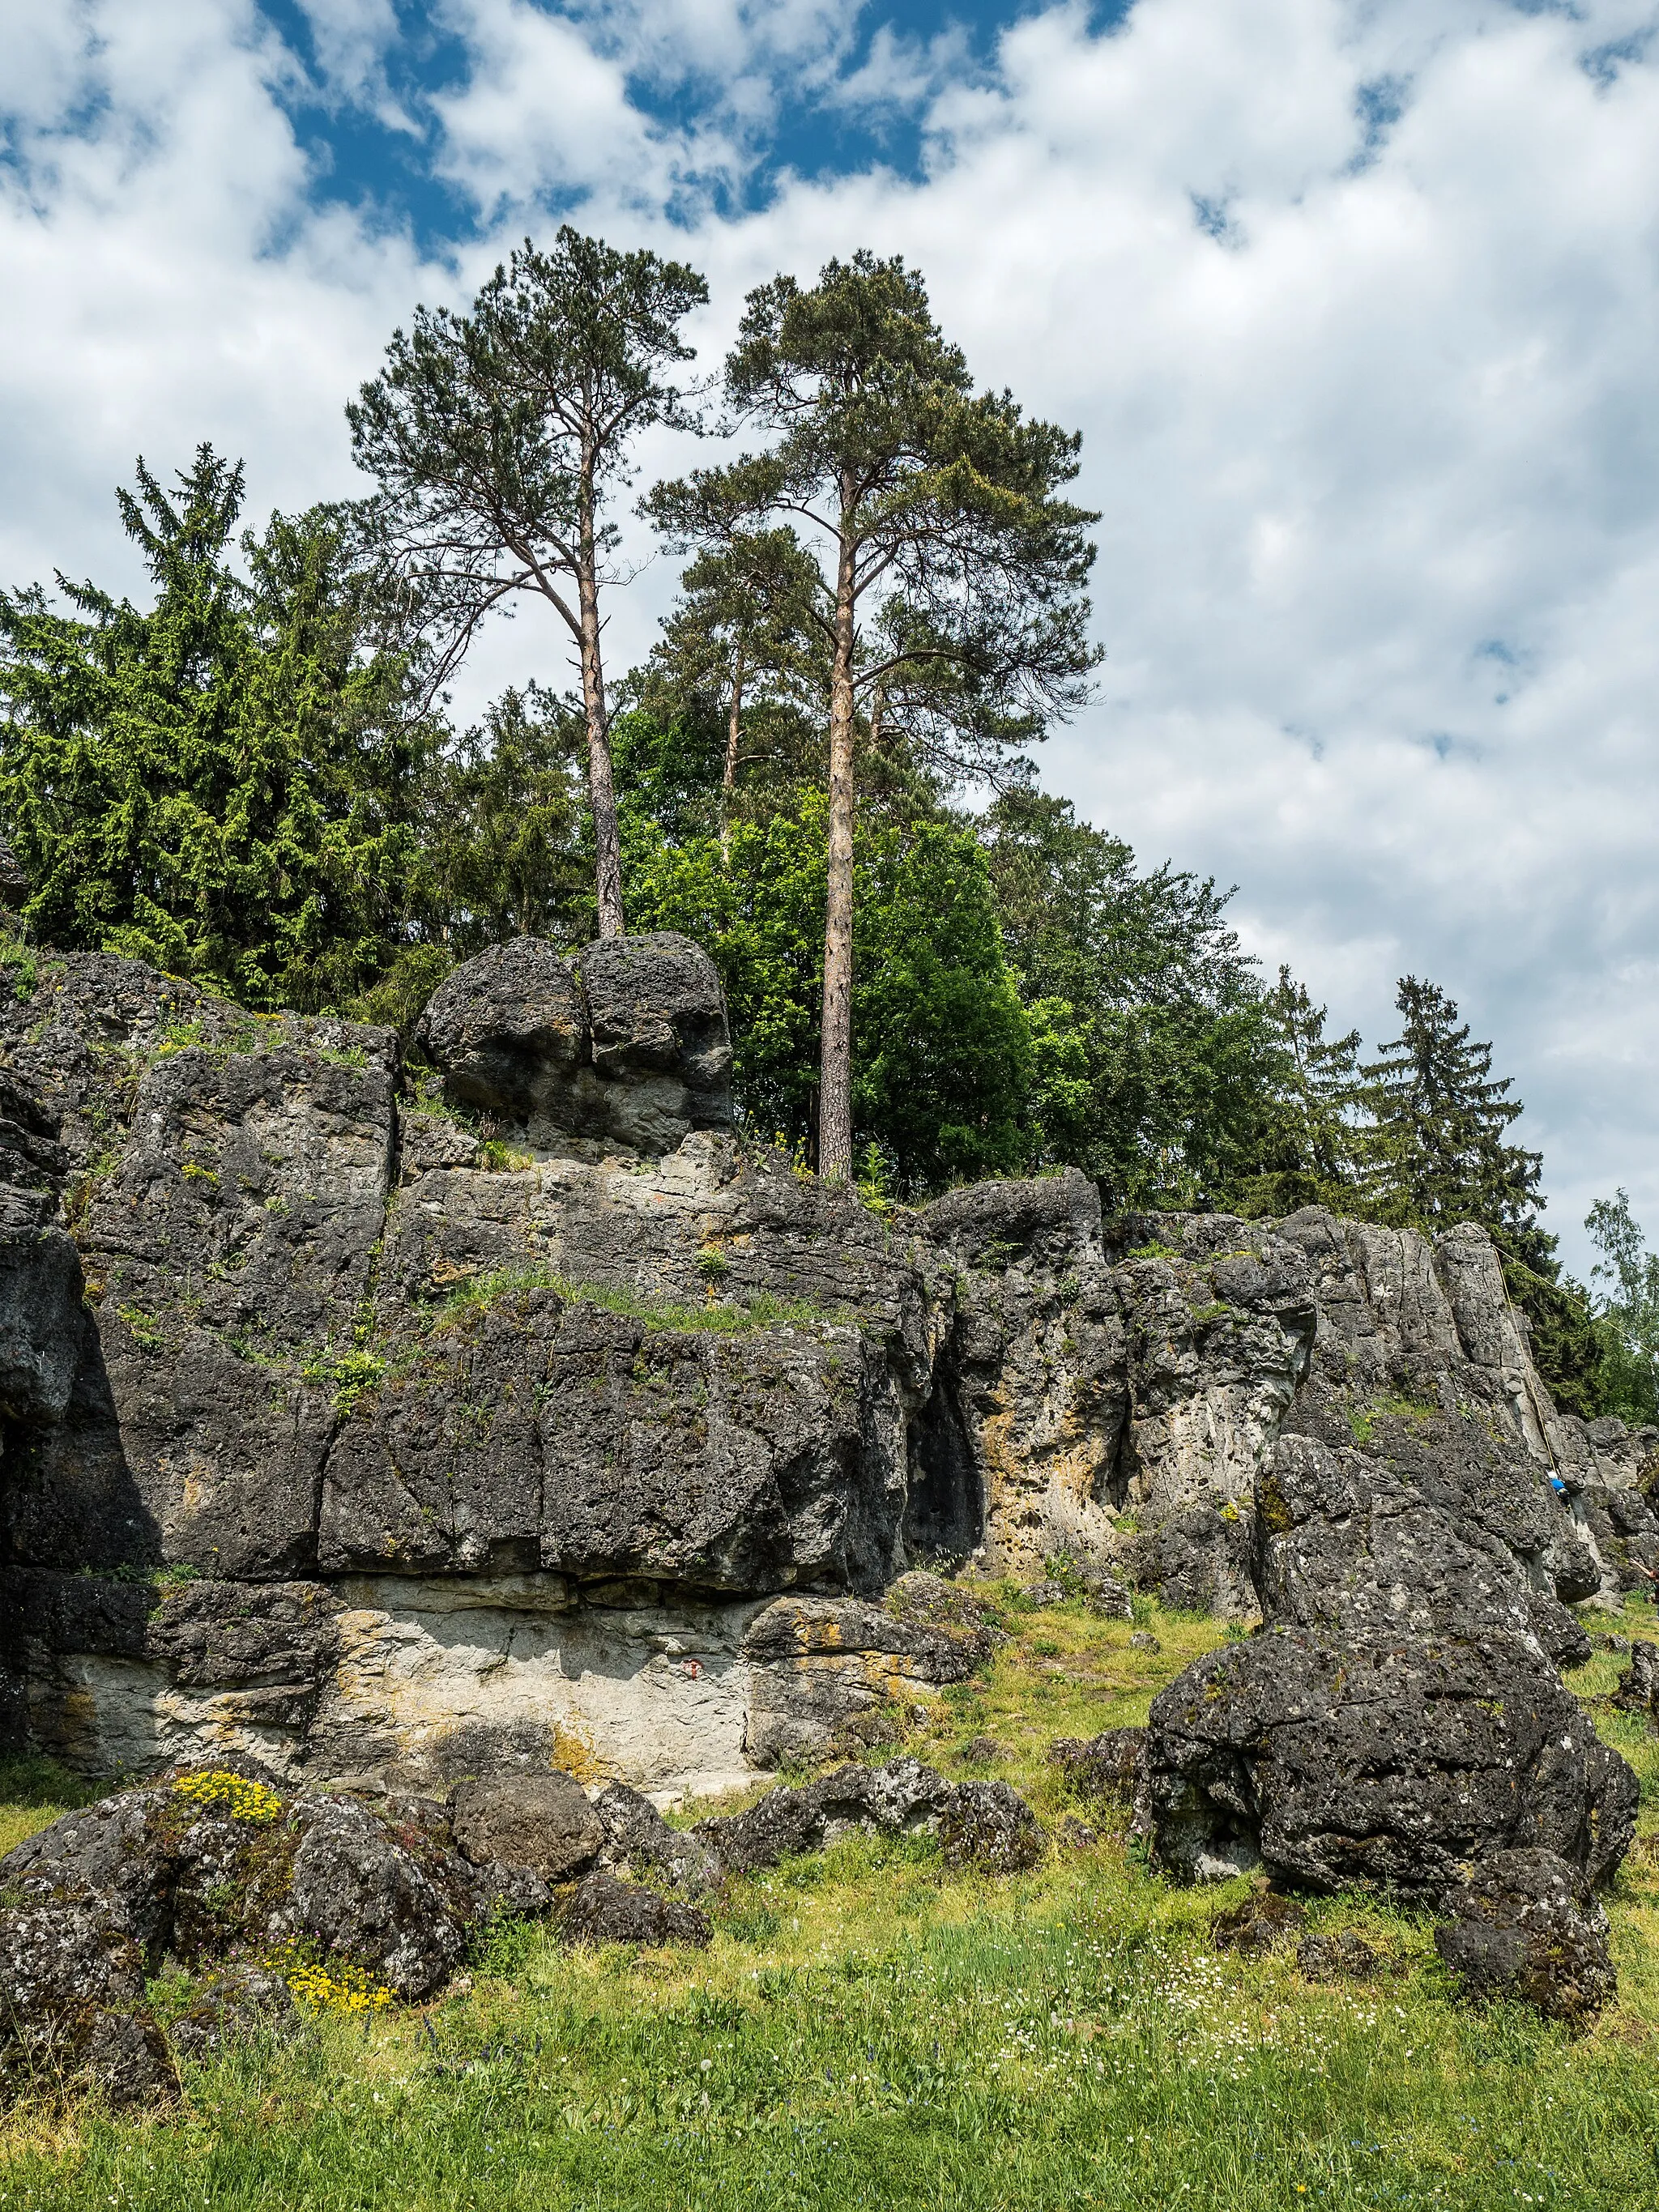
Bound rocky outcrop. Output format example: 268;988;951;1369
0;935;1617;1805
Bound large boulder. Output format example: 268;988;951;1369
1256;1426;1593;1668
416;932;731;1157
1145;1626;1636;1894
448;1771;604;1883
1433;1848;1616;2026
0;1762;537;2010
416;938;589;1123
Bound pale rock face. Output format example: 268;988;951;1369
2;938;1646;1796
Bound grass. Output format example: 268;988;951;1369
428;1267;844;1340
2;1598;1659;2208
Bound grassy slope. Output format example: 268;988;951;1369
2;1596;1657;2212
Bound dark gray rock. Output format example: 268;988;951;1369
417;933;732;1158
1256;1427;1593;1666
0;834;29;905
1611;1639;1657;1717
694;1758;960;1876
1433;1848;1616;2026
1047;1728;1146;1802
1296;1930;1379;1980
958;1736;1005;1764
168;1966;301;2062
0;1762;540;2014
561;1873;711;1949
1145;1626;1636;1894
694;1758;1038;1878
416;938;589;1123
593;1782;718;1893
937;1781;1044;1873
0;1784;179;1964
1129;1630;1162;1652
575;933;732;1147
447;1771;604;1883
0;1894;178;2108
1211;1891;1307;1954
275;1793;476;2001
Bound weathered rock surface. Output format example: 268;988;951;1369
0;936;1621;1807
1141;1334;1640;1933
1432;1848;1616;2025
448;1771;605;1883
593;1780;719;1892
1047;1728;1146;1803
1295;1930;1380;1981
739;1574;996;1767
1210;1890;1307;1955
1146;1626;1635;1894
561;1871;711;1950
0;1894;179;2108
1612;1639;1658;1720
417;932;731;1157
693;1757;1040;1877
168;1965;301;2062
0;1763;530;2010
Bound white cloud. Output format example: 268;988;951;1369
1;0;1657;1272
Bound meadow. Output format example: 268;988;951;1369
2;1595;1657;2212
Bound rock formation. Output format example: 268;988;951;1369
0;931;1648;1814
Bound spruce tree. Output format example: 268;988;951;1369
1354;976;1601;1413
1227;968;1363;1216
0;448;432;1009
1356;976;1542;1234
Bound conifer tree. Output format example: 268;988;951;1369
1355;976;1542;1234
0;447;432;1009
647;253;1099;1178
629;531;825;851
349;228;709;938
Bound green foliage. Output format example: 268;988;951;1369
0;450;433;1011
1223;967;1364;1218
429;1264;838;1340
625;791;1030;1193
348;225;710;931
975;789;1282;1207
1585;1190;1659;1426
422;684;592;952
650;252;1102;789
348;227;709;706
1354;976;1542;1237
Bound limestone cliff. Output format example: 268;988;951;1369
0;935;1650;1798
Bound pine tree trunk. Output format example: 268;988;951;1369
818;523;858;1183
719;646;744;864
578;463;625;939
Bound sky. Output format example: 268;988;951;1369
2;0;1657;1276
